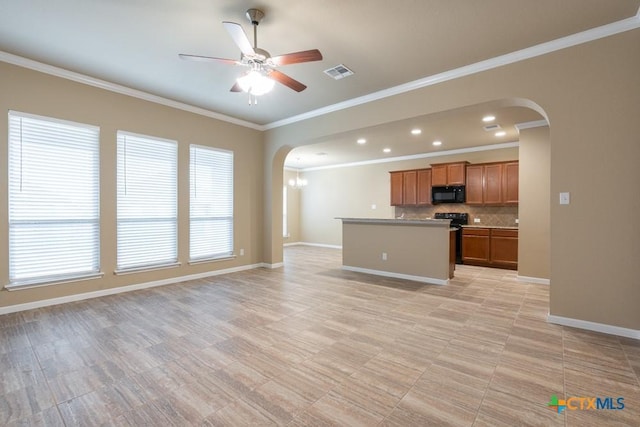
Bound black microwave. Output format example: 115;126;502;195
432;185;466;204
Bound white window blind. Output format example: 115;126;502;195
190;145;233;261
8;111;100;286
117;132;177;271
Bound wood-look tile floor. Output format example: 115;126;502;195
1;246;639;426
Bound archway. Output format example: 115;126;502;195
268;99;550;283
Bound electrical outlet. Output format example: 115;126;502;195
474;218;481;223
559;192;570;205
239;248;244;256
382;252;387;261
515;219;519;224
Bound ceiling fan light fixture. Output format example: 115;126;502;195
237;70;275;96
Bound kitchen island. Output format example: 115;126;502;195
337;218;454;285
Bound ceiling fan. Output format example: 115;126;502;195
179;8;323;97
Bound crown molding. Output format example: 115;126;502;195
264;15;640;130
299;142;519;172
0;51;263;131
515;120;549;131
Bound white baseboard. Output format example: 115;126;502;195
342;265;448;286
547;314;640;340
261;262;284;269
0;263;264;316
283;241;342;249
517;275;550;285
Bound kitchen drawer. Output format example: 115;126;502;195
491;229;518;238
462;228;490;236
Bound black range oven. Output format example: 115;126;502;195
434;212;468;264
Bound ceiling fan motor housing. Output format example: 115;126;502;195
246;9;264;26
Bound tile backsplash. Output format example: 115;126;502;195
395;205;518;227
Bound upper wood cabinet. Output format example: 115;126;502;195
483;163;503;205
465;161;519;206
390;171;404;206
431;162;468;186
465;165;484;204
392;161;517;206
502;162;519;205
402;170;417;206
390;168;432;206
416;169;432;205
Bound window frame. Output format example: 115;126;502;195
189;144;234;263
7;111;102;289
115;130;179;273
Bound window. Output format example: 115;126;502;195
8;111;100;286
189;145;234;261
117;132;177;271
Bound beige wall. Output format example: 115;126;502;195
518;127;551;280
0;62;264;308
299;148;518;247
265;29;640;330
283;169;301;243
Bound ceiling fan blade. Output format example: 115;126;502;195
222;21;255;56
179;54;239;65
269;70;307;92
230;82;243;92
270;49;323;66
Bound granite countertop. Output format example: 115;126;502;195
336;217;451;227
461;225;519;230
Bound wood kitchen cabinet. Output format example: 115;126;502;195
390;168;431;206
390;171;404;206
502;162;519;205
465;165;483;204
416;169;432;205
402;170;417;205
431;161;468;186
462;227;518;270
464;161;518;206
490;229;518;269
461;228;490;264
449;229;456;279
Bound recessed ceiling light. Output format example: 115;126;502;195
357;138;366;144
495;131;506;137
483;115;496;122
411;129;422;135
432;140;442;146
383;148;391;153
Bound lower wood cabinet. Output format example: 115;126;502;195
490;229;518;269
462;227;518;270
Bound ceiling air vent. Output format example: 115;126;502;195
324;64;354;80
483;124;502;131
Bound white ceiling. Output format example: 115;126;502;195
1;1;639;167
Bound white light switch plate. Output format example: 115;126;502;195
474;218;481;223
559;192;570;205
